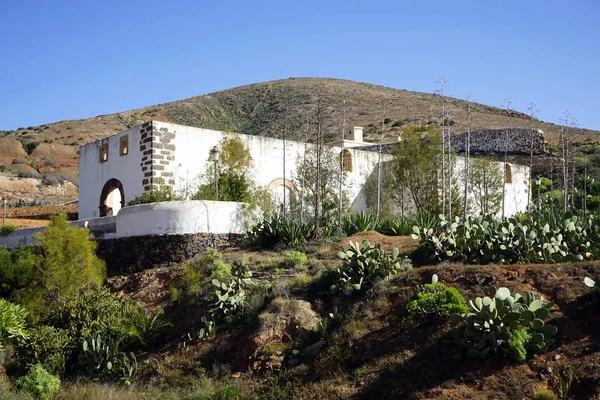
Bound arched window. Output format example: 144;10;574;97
341;149;353;172
99;178;125;217
505;164;512;184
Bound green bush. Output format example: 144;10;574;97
0;226;16;236
44;286;129;343
406;283;468;318
126;185;180;206
17;325;73;375
450;287;558;362
16;364;60;400
335;240;412;292
0;299;29;352
22;214;105;313
0;247;36;298
281;251;307;269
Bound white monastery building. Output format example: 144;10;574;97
78;121;530;221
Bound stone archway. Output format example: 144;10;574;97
267;178;298;209
99;178;125;217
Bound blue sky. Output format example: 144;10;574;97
1;0;598;130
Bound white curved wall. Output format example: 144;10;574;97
116;200;247;237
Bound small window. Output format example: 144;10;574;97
120;135;129;156
99;143;108;163
505;164;512;184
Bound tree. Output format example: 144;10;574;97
470;158;503;215
193;136;254;202
29;214;105;306
390;126;442;213
293;146;349;228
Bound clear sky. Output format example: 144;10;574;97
1;0;598;131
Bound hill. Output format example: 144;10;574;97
1;78;598;151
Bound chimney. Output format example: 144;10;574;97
349;126;363;142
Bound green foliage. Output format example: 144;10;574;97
44;286;129;344
126;185;180;206
507;327;530;363
281;251;307;269
412;212;600;265
317;308;344;338
17;325;73;375
16;364;60;400
27;214;105;308
78;335;137;383
406;283;468;318
450;287;558;362
0;247;36;298
0;226;16;236
0;299;29;351
341;212;379;235
192;136;254;202
126;308;171;349
212;261;253;317
335;240;413;292
197;317;215;341
245;214;314;249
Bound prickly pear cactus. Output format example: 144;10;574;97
450;286;558;362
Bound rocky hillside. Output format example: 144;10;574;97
1;78;598;153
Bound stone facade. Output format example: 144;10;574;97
139;122;177;192
451;128;548;155
96;233;243;275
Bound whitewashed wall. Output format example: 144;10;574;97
79;126;145;219
117;200;248;237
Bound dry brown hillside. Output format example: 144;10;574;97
0;78;596;192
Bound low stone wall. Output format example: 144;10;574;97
452;128;548;155
96;233;244;275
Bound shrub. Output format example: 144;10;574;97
0;247;36;297
17;325;73;375
41;175;62;186
0;165;7;172
184;385;242;400
16;364;60;400
27;214;105;308
0;299;29;351
11;159;26;165
0;226;17;236
126;185;180;206
450;287;558;362
17;171;40;179
406;283;468;318
335;240;412;292
281;251;308;269
44;286;129;344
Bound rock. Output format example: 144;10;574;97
302;340;326;358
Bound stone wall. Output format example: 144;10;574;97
451;128;548;155
96;233;243;275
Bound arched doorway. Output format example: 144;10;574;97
99;179;125;217
267;178;298;212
